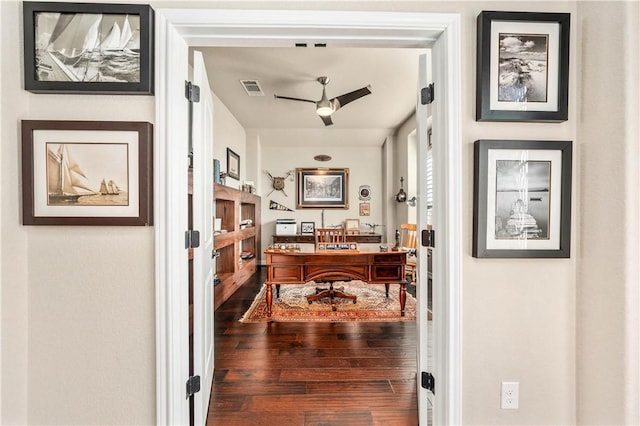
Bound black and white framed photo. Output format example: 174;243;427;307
226;148;240;180
21;120;153;226
297;168;349;209
23;2;154;94
476;11;570;122
300;221;315;234
473;140;572;258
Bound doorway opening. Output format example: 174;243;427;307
154;9;462;425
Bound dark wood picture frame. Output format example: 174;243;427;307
22;120;153;225
473;140;572;258
476;11;570;122
297;168;349;209
300;221;315;235
23;2;154;94
226;148;240;180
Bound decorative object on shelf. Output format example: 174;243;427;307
394;177;407;203
213;159;221;184
473;139;572;258
300;221;315;234
264;169;293;196
23;2;154;95
21;120;153;225
359;202;370;216
358;185;371;201
226;148;240;180
476;11;570;122
406;196;417;207
268;200;293;211
345;218;360;235
363;223;382;234
296;167;349;209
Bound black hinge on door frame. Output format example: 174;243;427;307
186;375;201;399
185;230;201;249
421;371;435;394
421;83;434;105
422;229;435;248
185;81;200;169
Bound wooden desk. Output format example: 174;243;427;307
264;249;407;317
273;234;382;244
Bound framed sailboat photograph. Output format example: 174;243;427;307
22;120;153;225
23;2;154;94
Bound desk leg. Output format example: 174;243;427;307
384;283;390;297
399;283;406;317
276;284;281;298
266;283;273;317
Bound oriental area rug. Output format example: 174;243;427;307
239;281;417;323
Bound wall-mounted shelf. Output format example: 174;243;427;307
214;183;261;309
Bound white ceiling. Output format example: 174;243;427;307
192;47;427;145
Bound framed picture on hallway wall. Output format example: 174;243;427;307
21;120;154;226
476;11;570;122
472;140;572;258
226;148;240;180
23;2;155;94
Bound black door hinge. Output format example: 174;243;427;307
422;229;435;248
186;375;201;399
185;230;201;249
421;83;434;105
185;81;200;103
422;371;435;394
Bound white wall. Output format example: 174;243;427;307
2;1;638;425
213;91;246;188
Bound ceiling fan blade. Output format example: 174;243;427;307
274;94;316;104
320;114;333;126
332;85;372;110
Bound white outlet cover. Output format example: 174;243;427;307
501;381;519;409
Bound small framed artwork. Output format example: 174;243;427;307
23;2;154;94
297;168;349;209
358;185;371;201
473;140;572;258
227;148;240;180
476;11;570;122
345;219;360;235
22;120;153;226
359;202;370;216
300;221;315;235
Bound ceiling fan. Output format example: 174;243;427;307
274;76;372;126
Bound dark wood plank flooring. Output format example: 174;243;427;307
207;267;418;425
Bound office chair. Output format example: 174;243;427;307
306;227;357;310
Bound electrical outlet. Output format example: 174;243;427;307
501;381;519;409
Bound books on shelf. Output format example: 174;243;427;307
240;251;254;260
239;219;253;229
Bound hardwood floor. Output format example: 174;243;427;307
207;267;419;425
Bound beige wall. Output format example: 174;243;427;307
2;1;638;425
577;2;640;424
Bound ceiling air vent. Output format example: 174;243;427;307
240;79;264;97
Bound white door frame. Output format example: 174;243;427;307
154;9;462;425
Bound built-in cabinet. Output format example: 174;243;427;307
214;183;261;309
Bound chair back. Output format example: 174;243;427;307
400;223;417;251
315;227;346;244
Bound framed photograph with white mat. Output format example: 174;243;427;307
473;139;572;258
476;11;570;122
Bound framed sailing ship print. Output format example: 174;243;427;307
23;2;154;94
22;120;153;225
472;139;572;258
